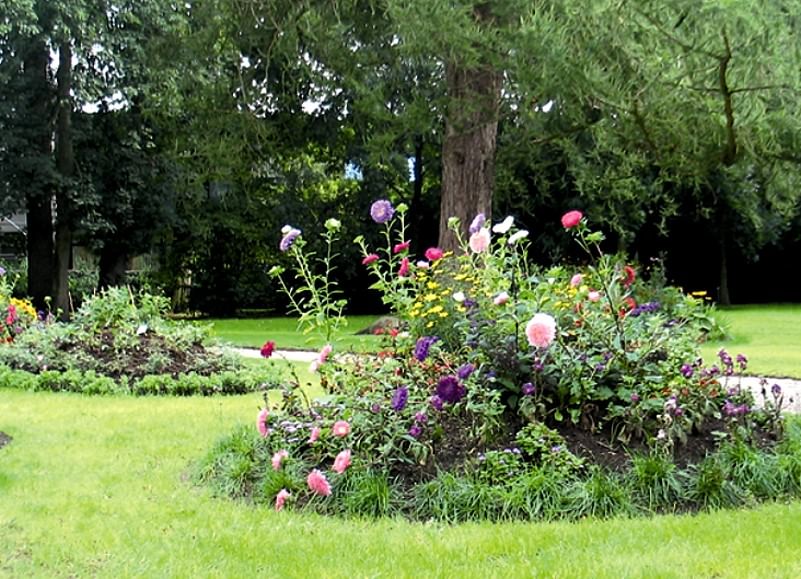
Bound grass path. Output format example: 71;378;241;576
2;389;801;577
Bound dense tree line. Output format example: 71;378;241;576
1;1;800;314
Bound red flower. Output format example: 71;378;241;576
424;247;444;261
362;253;379;265
393;241;410;254
398;257;410;277
561;210;583;229
622;265;636;287
260;340;276;358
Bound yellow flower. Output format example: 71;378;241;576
426;321;434;328
423;293;439;302
427;305;444;314
426;281;439;290
454;274;467;281
438;311;448;318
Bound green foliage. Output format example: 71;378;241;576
628;450;685;513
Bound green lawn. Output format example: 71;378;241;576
207;315;382;352
2;388;801;577
700;304;801;379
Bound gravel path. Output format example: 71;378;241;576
231;348;801;413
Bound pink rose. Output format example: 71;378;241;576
257;408;270;437
398;257;410;277
362;253;379;265
561;210;583;229
424;247;444;261
588;290;601;303
271;449;289;471
570;273;583;287
333;449;352;474
309;426;321;443
332;420;351;437
306;469;332;496
469;228;491;253
525;313;557;348
275;489;291;512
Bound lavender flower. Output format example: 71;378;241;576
413;336;438;362
370;199;394;224
408;424;423;438
456;363;475;380
436;375;466;404
772;383;782;397
630;393;640;403
391;387;409;412
469;213;486;234
736;353;748;371
629;301;661;317
279;227;302;252
414;412;428;424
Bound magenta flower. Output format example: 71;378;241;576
468;228;491;253
279;227;302;251
525;313;557;348
333;449;352;474
521;382;535;396
271;449;289;471
318;344;333;364
260;340;275;358
257;408;270;437
408;424;423;438
275;489;291;512
370;199;394;224
393;241;410;254
424;247;444;261
398;257;410;277
362;254;379;265
307;469;332;496
560;210;583;229
332;420;351;437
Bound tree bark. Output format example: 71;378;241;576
54;41;74;320
22;40;55;310
718;226;731;306
98;243;130;290
438;59;502;252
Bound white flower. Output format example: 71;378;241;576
416;260;430;269
507;230;529;244
136;323;148;335
492;216;514;234
452;291;466;302
493;292;509;305
656;429;667;440
281;225;293;234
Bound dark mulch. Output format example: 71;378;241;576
0;431;12;450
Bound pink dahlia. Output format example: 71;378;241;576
333;449;352;474
257;408;270;437
307;469;332;496
275;489;291;512
271;449;289;471
570;273;583;288
309;426;321;443
588;290;601;303
332;420;351;437
318;344;333;364
561;210;583;229
525;313;557;348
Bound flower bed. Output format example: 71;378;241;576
198;203;800;520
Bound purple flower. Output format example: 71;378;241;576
370;199;394;224
680;363;693;378
413;336;438;362
0;266;5;276
279;227;302;252
532;360;544;372
736;354;748;371
436;375;466;404
456;363;475;380
521;382;535;396
390;387;409;412
414;411;427;424
430;395;444;412
408;424;423;438
469;213;486;235
673;407;684;417
722;400;736;417
772;383;782;397
630;393;640;403
370;403;381;414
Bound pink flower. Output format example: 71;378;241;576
393;241;410;254
561;210;583;229
318;344;333;364
307;469;332;496
309;426;321;443
257;408;270;437
424;247;444;261
332;420;351;437
416;260;430;269
333;449;352;474
469;228;491;253
525;313;557;348
362;253;379;265
398;257;410;277
275;489;291;512
588;290;601;302
493;292;509;305
570;273;583;287
271;449;289;471
260;340;276;358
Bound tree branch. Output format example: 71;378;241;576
719;28;737;166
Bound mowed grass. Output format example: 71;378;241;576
700;304;801;379
2;387;801;577
207;315;382;352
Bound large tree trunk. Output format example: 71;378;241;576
98;242;130;290
718;228;731;306
22;40;55;310
54;42;74;320
438;59;502;252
